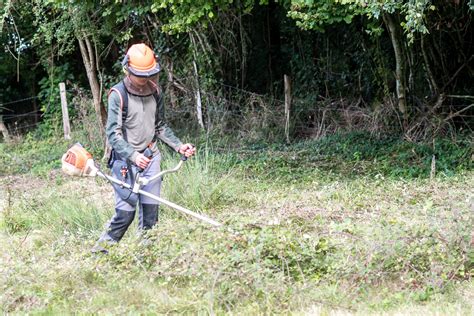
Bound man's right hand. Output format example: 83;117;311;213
135;153;151;170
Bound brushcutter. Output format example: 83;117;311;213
61;143;222;227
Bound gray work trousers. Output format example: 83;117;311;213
99;153;162;243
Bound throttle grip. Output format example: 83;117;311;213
138;148;154;172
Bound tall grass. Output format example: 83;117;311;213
1;131;473;314
159;145;240;217
1;142;240;239
1;179;112;238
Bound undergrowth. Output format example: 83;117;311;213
0;135;69;176
231;131;473;183
1;131;473;314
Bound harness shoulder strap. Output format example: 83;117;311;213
109;81;129;141
148;81;161;106
108;82;134;169
149;81;162;143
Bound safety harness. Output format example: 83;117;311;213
107;80;160;205
107;80;160;166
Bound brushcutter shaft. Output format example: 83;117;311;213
138;190;222;227
96;170;222;227
97;170;130;189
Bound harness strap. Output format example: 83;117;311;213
109;81;129;142
108;80;160;167
109;80;161;145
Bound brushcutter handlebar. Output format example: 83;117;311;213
138;154;188;186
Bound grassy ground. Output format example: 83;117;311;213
0;132;473;314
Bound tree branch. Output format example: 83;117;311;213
444;104;474;122
0;0;12;32
446;95;474;100
441;55;474;92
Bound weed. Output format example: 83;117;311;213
0;132;473;314
231;131;473;183
0;135;69;176
158;145;241;214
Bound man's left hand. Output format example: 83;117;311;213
178;143;196;158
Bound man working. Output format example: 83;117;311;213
93;43;195;253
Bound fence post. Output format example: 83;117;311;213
0;115;11;143
59;82;71;140
284;74;292;143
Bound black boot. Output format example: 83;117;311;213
92;209;135;254
138;204;159;230
107;209;136;240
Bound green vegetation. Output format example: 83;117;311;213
0;136;69;176
234;132;473;182
1;0;472;313
1;1;472;141
1;133;472;314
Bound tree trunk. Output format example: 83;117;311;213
284;74;291;144
193;60;205;130
77;36;106;137
383;13;408;118
189;33;205;130
266;0;282;94
421;35;439;98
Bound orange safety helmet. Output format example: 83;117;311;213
122;43;161;77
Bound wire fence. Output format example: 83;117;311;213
0;95;40;107
1;80;472;142
1;109;42;119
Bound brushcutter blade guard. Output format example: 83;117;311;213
61;143;98;177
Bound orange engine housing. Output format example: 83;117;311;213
63;143;92;169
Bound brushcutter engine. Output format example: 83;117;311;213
61;143;98;177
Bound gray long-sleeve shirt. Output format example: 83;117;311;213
106;87;183;162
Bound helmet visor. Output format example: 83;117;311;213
122;54;161;78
